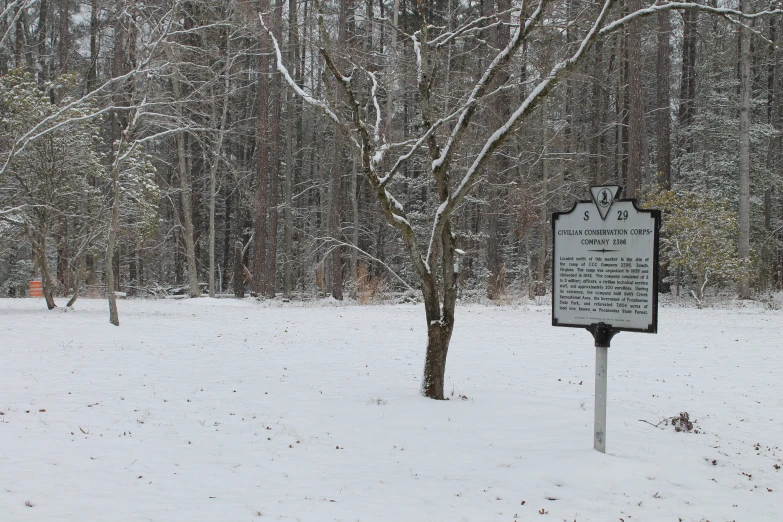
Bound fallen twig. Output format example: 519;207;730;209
638;418;666;428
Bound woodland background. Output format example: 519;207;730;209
0;0;781;304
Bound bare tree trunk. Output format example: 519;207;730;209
209;32;231;298
350;152;359;289
590;41;604;184
539;98;549;283
626;0;643;198
679;8;697;155
66;256;85;308
421;317;453;400
254;1;270;295
58;0;69;76
267;126;279;298
165;39;200;298
222;177;233;292
284;92;294;297
484;0;503;299
383;0;400;139
560;0;574;211
37;0;48;86
264;0;283;298
421;187;460;400
738;0;752;299
763;18;780;291
318;126;329;297
15;10;23;68
87;0;99;90
233;240;244;298
328;0;350;301
55;220;68;286
128;250;137;294
208;164;217;297
106;162;121;325
656;10;671;189
620;31;629;186
177;131;200;298
283;0;299;297
330;137;344;300
420;227;455;399
34;232;57;310
350;0;366;289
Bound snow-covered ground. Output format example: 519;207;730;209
1;298;781;522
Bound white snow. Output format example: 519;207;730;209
1;298;781;521
411;33;423;86
368;71;382;145
385;190;405;213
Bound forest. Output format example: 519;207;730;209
1;0;781;313
3;2;782;513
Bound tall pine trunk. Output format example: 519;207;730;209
264;0;283;298
37;0;48;86
656;10;671;189
539;98;549;283
208;30;231;298
626;0;643;198
254;0;270;296
87;0;98;90
679;9;697;155
330;134;344;300
738;0;752;299
283;89;294;296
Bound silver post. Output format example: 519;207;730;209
594;345;608;453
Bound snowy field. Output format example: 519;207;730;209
0;298;781;522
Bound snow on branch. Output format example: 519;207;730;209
368;71;383;147
0;204;38;217
411;31;424;87
117;127;213;164
379;106;466;187
0;5;177;180
427;0;617;263
258;13;342;127
431;0;551;175
0;1;33;50
430;7;521;49
599;2;783;37
315;236;416;292
424;0;783;263
0;70;150;180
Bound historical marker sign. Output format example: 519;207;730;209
552;186;661;333
552;186;661;454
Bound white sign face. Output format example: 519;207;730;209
552;198;660;333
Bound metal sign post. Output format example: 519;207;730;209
552;186;660;454
587;322;617;452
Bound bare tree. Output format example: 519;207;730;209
264;0;783;399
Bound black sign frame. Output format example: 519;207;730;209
551;198;661;335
